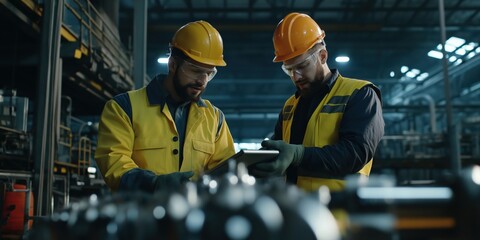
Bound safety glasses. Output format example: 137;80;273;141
180;60;218;82
281;50;320;77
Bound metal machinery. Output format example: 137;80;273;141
376;101;480;184
0;0;132;237
26;162;480;240
0;90;31;167
0;90;33;238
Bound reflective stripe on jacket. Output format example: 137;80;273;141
95;82;235;191
282;75;375;192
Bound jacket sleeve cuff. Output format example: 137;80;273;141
119;168;156;192
298;147;313;168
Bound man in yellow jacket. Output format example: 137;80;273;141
95;21;235;192
250;13;385;192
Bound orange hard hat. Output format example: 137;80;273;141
272;12;325;62
171;21;226;66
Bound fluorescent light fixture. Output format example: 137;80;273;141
389;71;395;77
463;42;477;51
357;187;453;200
446;36;466;48
455;48;466;56
428;50;443;59
472;165;480;185
467;52;476;59
157;57;169;64
444;44;456;52
449;56;457;62
410;68;420;75
400;66;409;73
416;72;429;81
436;44;442;50
406;72;416;78
454;59;463;66
335;56;350;63
404;68;420;79
87;167;97;174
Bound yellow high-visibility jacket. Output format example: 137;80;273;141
282;75;377;192
95;77;235;191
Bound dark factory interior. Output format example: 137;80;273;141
0;0;479;239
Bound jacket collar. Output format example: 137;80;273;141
146;74;207;108
324;69;339;91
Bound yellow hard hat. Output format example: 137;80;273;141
171;20;226;66
272;12;325;62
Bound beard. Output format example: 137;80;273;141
298;75;324;98
173;69;204;102
298;81;318;98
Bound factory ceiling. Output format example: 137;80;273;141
114;0;480;141
0;0;479;142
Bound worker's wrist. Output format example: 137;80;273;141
292;145;306;167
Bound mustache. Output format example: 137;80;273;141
185;83;204;88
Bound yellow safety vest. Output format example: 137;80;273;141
282;75;375;192
95;84;235;191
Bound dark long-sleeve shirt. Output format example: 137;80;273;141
272;69;384;179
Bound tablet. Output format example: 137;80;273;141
206;149;279;176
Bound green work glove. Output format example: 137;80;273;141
152;171;194;192
249;140;304;177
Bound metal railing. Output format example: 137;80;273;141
77;136;91;177
62;0;133;88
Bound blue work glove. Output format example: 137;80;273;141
152;171;194;192
249;140;304;177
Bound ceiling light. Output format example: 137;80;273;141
416;72;429;81
455;48;466;56
406;71;417;78
428;50;443;59
444;44;456;52
454;59;463;66
472;166;480;185
157;57;169;64
389;71;395;77
335;56;350;63
405;69;420;78
476;47;480;53
446;36;466;48
463;42;477;51
467;52;476;59
410;68;420;75
449;56;457;62
400;66;409;73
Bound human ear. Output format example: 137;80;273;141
320;49;328;64
168;57;177;71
